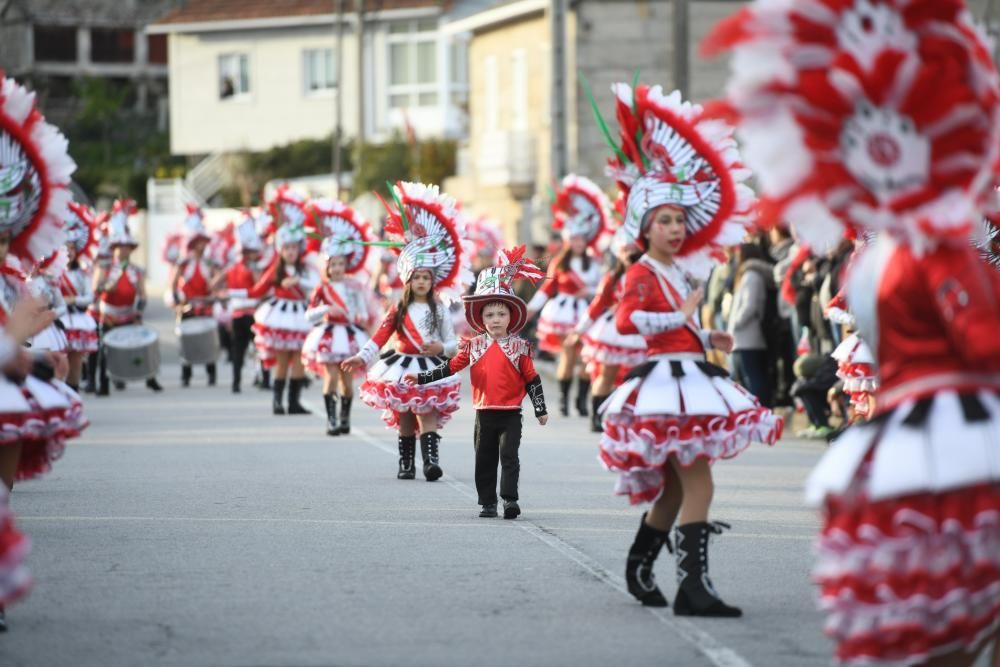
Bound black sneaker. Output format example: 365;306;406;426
479;503;498;518
503;500;521;520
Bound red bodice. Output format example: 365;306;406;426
615;259;704;356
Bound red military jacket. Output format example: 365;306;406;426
417;333;547;416
225;261;260;318
848;238;1000;411
615;256;708;356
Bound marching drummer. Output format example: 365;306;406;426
93;199;164;395
215;217;264;393
169;205;219;387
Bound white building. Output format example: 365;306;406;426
148;0;470;156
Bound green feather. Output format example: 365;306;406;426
386;181;410;235
580;72;629;166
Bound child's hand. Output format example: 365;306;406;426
402;373;418;386
538;414;548;426
340;356;363;372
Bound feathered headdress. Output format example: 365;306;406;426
0;73;76;263
182;203;210;248
376;181;473;299
466;215;505;263
107;198;139;247
309;198;372;275
268;186;312;248
588;79;754;279
63;202;97;257
980;215;1000;268
702;0;1000;253
463;245;545;335
551;175;611;249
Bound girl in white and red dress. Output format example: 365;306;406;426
250;190;319;415
342;181;472;482
569;229;647;431
302;199;373;436
593;81;781;615
526;175;608;418
826;291;878;423
709;2;1000;663
93;199;163;394
169;205;218;387
218;217;264;393
59;203;99;391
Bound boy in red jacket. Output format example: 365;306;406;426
405;247;548;519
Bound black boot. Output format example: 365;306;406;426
97;370;110;397
84;352;98;393
272;379;286;415
287;378;311;414
181;364;192;387
576;378;591;417
324;393;339;436
590;394;608;433
207;363;217;386
397;435;416;480
625;512;672;607
145;377;163;392
260;367;271;391
0;605;6;632
673;522;742;618
558;379;571;417
337;396;352;435
419;431;443;481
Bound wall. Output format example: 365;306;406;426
168;25;361;155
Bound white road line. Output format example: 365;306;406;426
350;424;754;667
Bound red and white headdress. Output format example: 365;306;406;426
466;215;505;263
463;245;545;335
235;215;263;254
980;215;1000;268
182;203;210;248
64;202;97;257
551;175;611;249
379;181;473;299
268;186;312;248
107;198;139;247
600;82;754;279
703;0;1000;252
0;74;76;263
309;198;371;275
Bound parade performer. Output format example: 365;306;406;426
83;212;111;393
170;205;218;387
302;199;373;436
25;253;69;355
707;1;1000;662
342;182;472;482
406;246;548;519
219;217;263;393
526;175;607;418
93;199;163;394
59;203;99;390
826;291;877;423
249;189;318;415
591;80;781;615
569;229;647;431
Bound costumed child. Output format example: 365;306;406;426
568;227;647;432
405;246;548;519
59;203;99;391
218;216;264;393
825;290;877;423
249;188;319;415
707;2;1000;663
302;199;373;436
593;81;782;615
169;205;218;387
341;182;471;482
526;175;607;418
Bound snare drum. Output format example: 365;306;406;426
103;325;161;381
176;316;220;365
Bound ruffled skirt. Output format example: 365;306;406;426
63;310;99;353
301;323;369;376
581;310;647;367
537;295;588;354
359;351;462;431
0;486;30;607
832;334;879;418
599;355;783;504
806;388;1000;666
28;323;68;352
253;298;310;368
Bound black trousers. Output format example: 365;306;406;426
230;314;255;387
474;409;523;505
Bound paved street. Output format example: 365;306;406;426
3;308;839;666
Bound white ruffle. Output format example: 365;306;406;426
302;324;369;363
63;310;97;333
366;353;451;385
581;310;646;363
538;295;588;331
806;389;1000;506
28;323;68;352
254;298;311;333
832;333;875;366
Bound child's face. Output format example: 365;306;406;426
482;302;511;338
327;255;347;280
409;269;433;297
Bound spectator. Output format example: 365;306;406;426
727;243;774;406
791;354;838;439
